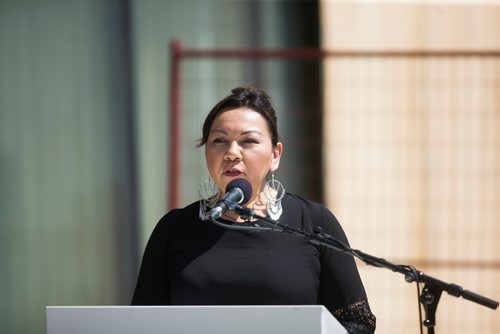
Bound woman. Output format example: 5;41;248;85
132;86;376;333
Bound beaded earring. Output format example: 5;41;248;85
263;172;285;221
198;177;220;220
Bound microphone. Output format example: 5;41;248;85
210;178;253;220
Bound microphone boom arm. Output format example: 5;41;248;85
226;205;499;333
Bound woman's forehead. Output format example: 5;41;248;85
211;108;268;130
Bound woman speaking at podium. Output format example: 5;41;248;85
132;86;376;333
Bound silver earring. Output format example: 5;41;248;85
198;177;220;221
263;172;285;221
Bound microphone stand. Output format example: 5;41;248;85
212;205;499;334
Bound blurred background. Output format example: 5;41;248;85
1;0;499;333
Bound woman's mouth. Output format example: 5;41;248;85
223;168;242;177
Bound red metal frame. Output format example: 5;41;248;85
168;39;500;209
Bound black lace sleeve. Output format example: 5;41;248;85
332;298;376;334
309;202;376;333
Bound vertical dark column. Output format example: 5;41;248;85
112;0;139;303
249;0;263;86
278;0;323;202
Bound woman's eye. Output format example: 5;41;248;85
212;138;226;144
242;139;258;144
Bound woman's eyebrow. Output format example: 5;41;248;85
209;128;228;135
241;130;263;136
209;129;263;136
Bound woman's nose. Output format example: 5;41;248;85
224;141;242;161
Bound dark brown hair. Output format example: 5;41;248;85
198;86;280;147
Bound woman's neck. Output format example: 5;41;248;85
221;184;278;222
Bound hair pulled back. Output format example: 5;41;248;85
198;86;279;147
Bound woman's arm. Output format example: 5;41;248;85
131;215;172;305
318;206;376;334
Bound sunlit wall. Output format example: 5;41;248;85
321;1;500;333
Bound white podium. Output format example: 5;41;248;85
46;305;347;334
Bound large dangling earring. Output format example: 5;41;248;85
198;177;220;221
263;172;285;221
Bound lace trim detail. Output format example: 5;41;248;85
332;298;376;334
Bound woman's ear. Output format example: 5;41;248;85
270;142;283;172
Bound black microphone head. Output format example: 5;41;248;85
225;178;253;205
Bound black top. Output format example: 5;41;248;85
132;193;376;333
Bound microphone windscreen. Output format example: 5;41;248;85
225;178;253;205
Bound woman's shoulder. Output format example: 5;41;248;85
152;200;201;235
283;193;332;215
283;193;343;233
160;200;200;220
